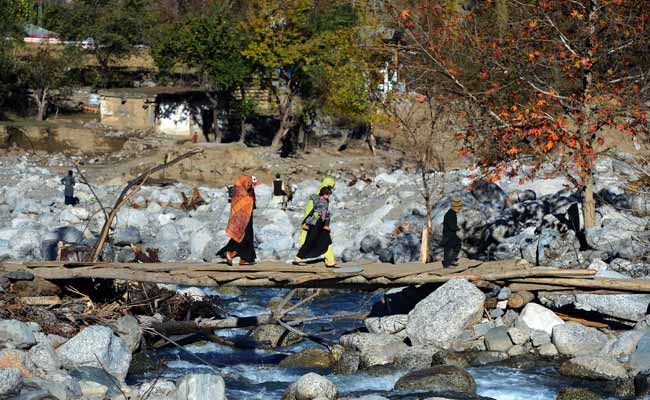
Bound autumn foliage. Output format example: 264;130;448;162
390;0;650;226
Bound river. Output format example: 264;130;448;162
129;287;618;400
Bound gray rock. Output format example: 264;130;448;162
484;327;513;352
394;365;477;396
497;287;511;301
507;327;529;345
538;343;559;357
364;315;408;335
341;248;355;263
138;380;176;399
79;380;109;399
393;346;436;371
0;319;37;349
250;324;303;347
608;330;646;359
560;356;627;380
536;229;580;266
519;303;564;335
360;235;382;254
69;366;122;398
473;321;496;339
113;226;142;246
283;372;337;400
630;332;650;373
468;351;509;366
340;333;404;354
360;342;409;369
406;279;485;349
552;322;608;356
176;373;226;400
507;345;525;356
0;368;23;397
56;325;131;381
636;370;650;397
471;180;507;210
335;350;360;375
556;387;603;400
530;330;551;347
490;309;504;319
29;342;62;372
115;315;141;353
574;294;650;322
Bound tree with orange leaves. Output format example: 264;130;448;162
388;0;650;228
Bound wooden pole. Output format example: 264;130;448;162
420;225;429;264
507;291;535;309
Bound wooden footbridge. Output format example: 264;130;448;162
2;258;650;293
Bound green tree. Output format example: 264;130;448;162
242;0;377;148
151;2;255;143
46;0;149;85
0;0;30;112
18;46;78;121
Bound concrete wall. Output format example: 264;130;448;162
156;102;202;137
100;96;155;130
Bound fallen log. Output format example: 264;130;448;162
509;277;650;293
507;291;535;309
508;283;570;292
555;312;609;329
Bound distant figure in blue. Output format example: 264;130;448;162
61;170;77;206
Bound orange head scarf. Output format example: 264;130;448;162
226;176;255;243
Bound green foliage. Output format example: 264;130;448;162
47;0;149;76
151;4;253;92
0;0;30;110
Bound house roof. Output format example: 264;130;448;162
24;24;57;37
99;87;210;99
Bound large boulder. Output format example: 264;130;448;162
471;180;507;210
282;372;337;400
393;365;477;396
406;279;485;349
340;333;405;354
573;294;650;322
0;319;37;349
629;332;650;373
560;356;627;380
279;348;334;370
250;324;303;347
56;325;131;381
175;373;226;400
552;322;608;356
360;235;383;255
519;303;564;335
115;315;142;353
484;327;513;352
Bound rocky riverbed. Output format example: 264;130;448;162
1;150;650;399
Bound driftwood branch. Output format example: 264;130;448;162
73;162;109;222
91;149;204;261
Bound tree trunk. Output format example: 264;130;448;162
213;107;222;143
34;90;47;121
238;87;247;144
582;173;596;229
272;96;292;148
270;78;294;149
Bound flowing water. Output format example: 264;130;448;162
133;287;613;400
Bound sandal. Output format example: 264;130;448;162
224;251;236;266
239;260;256;266
325;263;340;268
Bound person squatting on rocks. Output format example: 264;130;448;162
218;175;259;266
294;177;337;267
442;197;463;268
61;170;78;206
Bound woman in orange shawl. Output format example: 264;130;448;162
218;175;258;265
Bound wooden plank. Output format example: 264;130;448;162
509;277;650;293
